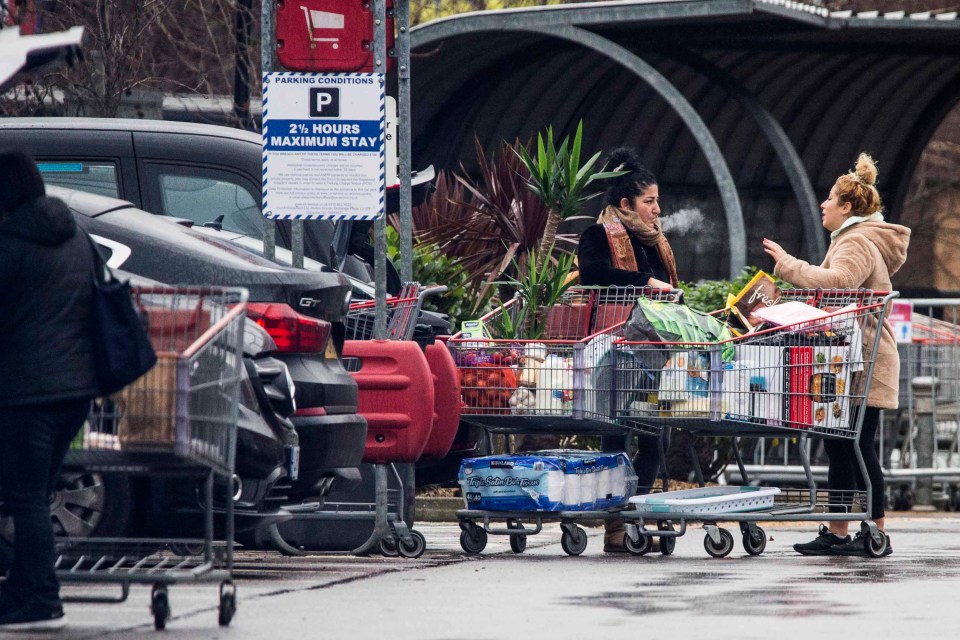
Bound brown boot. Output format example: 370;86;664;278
603;520;627;553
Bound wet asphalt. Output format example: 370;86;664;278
40;514;960;639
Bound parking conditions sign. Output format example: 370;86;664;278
262;72;385;220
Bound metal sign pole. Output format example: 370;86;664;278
261;0;277;263
373;0;387;340
396;0;413;283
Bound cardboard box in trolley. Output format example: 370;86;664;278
786;345;854;432
115;353;183;449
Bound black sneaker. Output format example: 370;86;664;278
793;524;851;556
0;602;67;632
831;530;893;558
0;587;23;616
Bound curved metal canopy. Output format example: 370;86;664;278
410;0;960;281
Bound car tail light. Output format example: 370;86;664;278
246;303;330;353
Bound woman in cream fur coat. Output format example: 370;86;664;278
763;153;910;558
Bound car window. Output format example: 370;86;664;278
36;161;120;198
149;165;263;237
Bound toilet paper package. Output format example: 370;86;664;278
459;455;567;511
459;451;637;512
533;450;637;511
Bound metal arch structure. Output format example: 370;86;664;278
667;48;826;262
409;0;960;281
521;23;746;277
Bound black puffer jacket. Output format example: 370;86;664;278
578;224;670;287
0;196;98;407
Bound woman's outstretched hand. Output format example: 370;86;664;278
762;238;787;265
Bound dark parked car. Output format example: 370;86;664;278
52;186;368;505
0;117;432;291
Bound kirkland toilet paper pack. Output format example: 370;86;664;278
459;451;637;512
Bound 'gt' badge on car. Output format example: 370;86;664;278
299;297;322;308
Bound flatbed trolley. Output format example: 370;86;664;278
56;286;247;629
616;289;896;558
449;286;681;555
267;284;446;559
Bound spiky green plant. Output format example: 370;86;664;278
515;121;626;270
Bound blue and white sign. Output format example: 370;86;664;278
262;72;385;220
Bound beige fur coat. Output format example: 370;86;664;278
775;221;911;409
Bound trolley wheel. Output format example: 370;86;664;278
861;522;889;558
624;531;652;556
742;526;767;556
379;535;400;558
151;585;170;631
267;523;310;557
507;520;527;554
658;522;676;556
398;530;427;559
218;581;236;627
703;528;735;558
560;526;588;556
459;524;488;555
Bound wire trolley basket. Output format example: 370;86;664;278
614;289;899;559
344;283;446;342
449;285;682;437
56;286;248;630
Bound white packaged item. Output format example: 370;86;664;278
732;345;787;425
534;354;574;414
630;486;781;515
658;351;710;402
722;360;755;422
517;343;548;388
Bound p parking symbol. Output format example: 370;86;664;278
310;87;340;117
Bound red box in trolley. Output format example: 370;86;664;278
448;286;682;437
614;289;891;438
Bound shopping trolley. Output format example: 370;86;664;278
55;286;247;630
267;284;448;559
448;285;681;555
617;289;896;558
885;301;960;510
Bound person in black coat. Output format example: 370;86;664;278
0;151;98;631
577;148;679;553
578;151;677;290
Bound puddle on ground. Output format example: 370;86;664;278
563;586;856;618
796;556;960;584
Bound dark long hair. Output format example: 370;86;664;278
603;147;657;207
0;150;45;219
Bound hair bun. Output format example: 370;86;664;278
606;147;642;172
854;152;878;187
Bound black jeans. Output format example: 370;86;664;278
0;399;90;610
824;406;884;519
601;427;671;493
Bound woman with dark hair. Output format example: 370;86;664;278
764;153;910;557
0;151;98;630
577;147;678;553
578;147;678;291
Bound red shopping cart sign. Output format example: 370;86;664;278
276;0;395;72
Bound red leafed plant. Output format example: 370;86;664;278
413;137;573;310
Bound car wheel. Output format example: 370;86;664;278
0;472;133;544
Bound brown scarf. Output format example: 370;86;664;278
597;205;678;287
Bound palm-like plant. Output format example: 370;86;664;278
515;121;625;270
489;244;577;340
